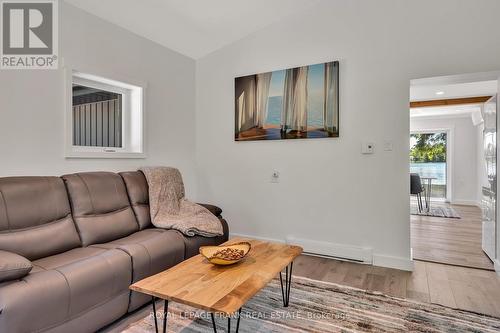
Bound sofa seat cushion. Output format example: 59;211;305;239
0;248;131;333
91;229;185;278
0;269;72;332
34;247;108;269
33;248;132;316
91;229;185;311
182;218;229;258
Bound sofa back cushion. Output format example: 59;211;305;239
0;177;81;260
119;171;151;229
62;172;139;246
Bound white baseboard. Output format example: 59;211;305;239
373;254;414;271
229;232;284;244
494;259;500;276
285;236;373;264
451;200;481;207
229;233;414;271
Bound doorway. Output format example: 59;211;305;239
409;73;498;270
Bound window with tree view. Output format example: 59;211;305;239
410;132;447;198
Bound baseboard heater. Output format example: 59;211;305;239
285;236;373;264
304;252;366;263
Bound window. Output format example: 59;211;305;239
66;71;145;158
410;132;448;199
72;85;122;148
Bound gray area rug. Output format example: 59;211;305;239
123;276;499;332
411;205;461;218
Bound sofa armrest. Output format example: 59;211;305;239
0;250;33;283
219;218;229;242
197;203;223;217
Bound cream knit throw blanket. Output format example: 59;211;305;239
139;167;223;237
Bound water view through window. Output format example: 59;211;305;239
265;63;326;128
410;132;447;199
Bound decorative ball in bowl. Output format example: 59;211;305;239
199;242;251;265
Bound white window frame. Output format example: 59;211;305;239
65;69;146;159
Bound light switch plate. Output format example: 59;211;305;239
383;140;393;151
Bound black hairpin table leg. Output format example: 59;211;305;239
280;261;294;307
151;297;169;333
210;313;217;333
152;297;158;333
162;299;168;333
211;308;242;333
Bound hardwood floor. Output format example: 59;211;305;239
293;255;500;317
411;203;494;270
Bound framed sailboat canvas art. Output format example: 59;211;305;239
234;61;339;141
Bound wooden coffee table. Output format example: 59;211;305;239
130;237;303;333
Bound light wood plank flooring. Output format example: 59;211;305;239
293;255;500;318
411;203;494;270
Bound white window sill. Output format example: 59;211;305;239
65;151;146;159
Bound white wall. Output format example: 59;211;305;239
195;0;500;270
0;2;198;195
410;115;479;205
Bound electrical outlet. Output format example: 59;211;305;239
361;142;374;154
271;170;280;183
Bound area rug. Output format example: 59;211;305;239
122;276;500;333
411;205;461;218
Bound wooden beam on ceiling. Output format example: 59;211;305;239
410;96;492;108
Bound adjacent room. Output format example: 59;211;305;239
1;1;500;332
409;76;499;271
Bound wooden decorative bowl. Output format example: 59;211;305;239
199;242;251;265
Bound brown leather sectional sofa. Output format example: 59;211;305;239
0;171;228;333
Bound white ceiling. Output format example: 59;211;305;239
410;104;482;119
410;80;497;102
410;78;497;120
64;0;321;59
